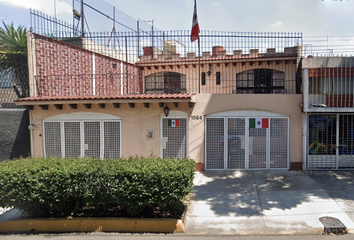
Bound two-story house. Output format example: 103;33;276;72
16;31;304;171
303;56;354;170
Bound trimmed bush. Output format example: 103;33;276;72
0;157;195;218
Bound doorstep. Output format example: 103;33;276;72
0;218;185;233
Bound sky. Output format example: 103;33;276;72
1;0;354;53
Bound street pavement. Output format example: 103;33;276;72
184;170;354;235
2;170;354;237
0;234;353;240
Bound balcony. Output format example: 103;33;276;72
28;30;301;98
34;73;299;97
303;57;354;112
303;56;354;112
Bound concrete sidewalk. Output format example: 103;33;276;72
184;170;354;235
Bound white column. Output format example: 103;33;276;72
303;69;309;111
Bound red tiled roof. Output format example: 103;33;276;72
15;94;195;103
137;53;298;65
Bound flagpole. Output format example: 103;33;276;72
198;37;201;94
191;0;200;93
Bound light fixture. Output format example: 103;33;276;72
207;64;212;76
28;124;35;130
163;105;170;117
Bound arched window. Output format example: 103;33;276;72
236;69;285;94
145;72;186;94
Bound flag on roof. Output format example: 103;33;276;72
190;0;200;42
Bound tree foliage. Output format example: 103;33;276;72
0;21;28;98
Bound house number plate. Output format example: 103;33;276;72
191;116;202;120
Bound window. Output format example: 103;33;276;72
309;76;354;95
44;113;121;159
145;72;186;94
236;69;285;94
201;72;206;85
216;72;221;85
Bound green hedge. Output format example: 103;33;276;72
0;157;195;217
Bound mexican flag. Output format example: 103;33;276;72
249;118;268;128
190;0;200;42
168;119;180;127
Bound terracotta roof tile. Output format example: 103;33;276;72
137;53;297;65
15;94;195;103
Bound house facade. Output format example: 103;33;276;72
302;56;354;170
17;32;305;171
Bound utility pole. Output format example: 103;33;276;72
81;0;84;37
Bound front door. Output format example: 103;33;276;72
162;118;187;158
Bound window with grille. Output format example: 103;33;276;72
201;72;206;85
227;118;245;169
44;119;121;159
44;122;62;157
104;121;121;159
145;72;186;94
64;122;81;158
206;118;225;169
84;122;101;158
249;128;267;169
270;118;288;168
236;69;285;94
216;72;221;85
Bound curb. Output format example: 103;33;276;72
0;218;185;233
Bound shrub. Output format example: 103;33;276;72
0;157;195;218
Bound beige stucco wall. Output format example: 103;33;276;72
141;60;297;94
29;93;303;168
29;102;193;158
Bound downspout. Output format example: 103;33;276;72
92;53;96;95
303;69;309;170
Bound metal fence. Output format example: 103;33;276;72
30;9;303;60
0;66;28;108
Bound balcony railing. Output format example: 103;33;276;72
35;73;298;97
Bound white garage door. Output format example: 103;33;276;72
206;116;289;170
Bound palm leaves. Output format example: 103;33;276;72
0;21;28;98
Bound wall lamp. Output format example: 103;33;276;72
163;105;170;117
207;63;212;76
28;124;35;130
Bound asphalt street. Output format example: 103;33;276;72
0;233;352;240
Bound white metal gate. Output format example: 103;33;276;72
162;118;187;158
44;120;121;159
206;117;289;170
308;114;354;170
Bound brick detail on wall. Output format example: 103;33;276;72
290;162;303;171
33;34;142;97
195;163;205;172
